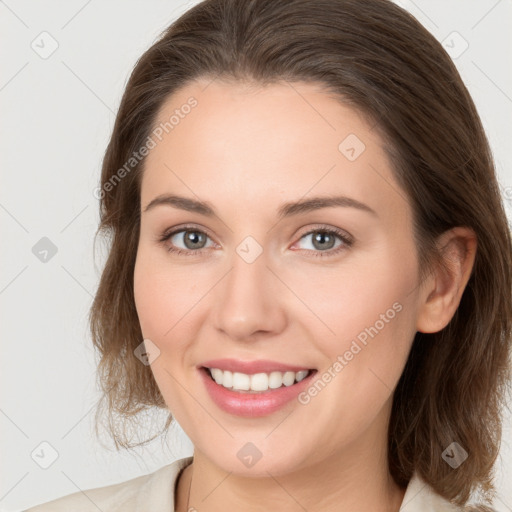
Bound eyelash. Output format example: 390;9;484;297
156;224;354;259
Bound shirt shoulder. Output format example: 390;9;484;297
23;456;193;512
400;471;464;512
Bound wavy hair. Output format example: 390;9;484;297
89;0;512;508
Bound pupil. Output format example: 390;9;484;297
185;231;205;249
313;231;334;250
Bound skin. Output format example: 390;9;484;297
133;78;477;512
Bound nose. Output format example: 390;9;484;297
213;246;287;341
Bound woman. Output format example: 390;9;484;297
25;0;511;510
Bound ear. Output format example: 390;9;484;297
416;227;477;334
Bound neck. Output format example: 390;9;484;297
176;430;406;512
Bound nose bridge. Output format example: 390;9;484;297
213;240;286;339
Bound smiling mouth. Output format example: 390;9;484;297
201;366;317;393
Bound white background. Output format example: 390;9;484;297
1;1;511;511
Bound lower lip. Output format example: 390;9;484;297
198;367;317;418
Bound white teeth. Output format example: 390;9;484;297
250;372;268;391
232;372;250;390
268;371;283;389
211;368;223;385
295;370;309;382
222;370;233;388
282;371;295;386
207;367;311;392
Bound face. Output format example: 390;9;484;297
134;79;422;477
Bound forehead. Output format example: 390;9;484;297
140;78;409;224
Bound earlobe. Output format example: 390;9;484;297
416;227;477;334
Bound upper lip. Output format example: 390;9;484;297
200;358;314;375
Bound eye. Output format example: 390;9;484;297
157;225;216;257
156;224;353;258
293;225;353;258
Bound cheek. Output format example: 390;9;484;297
293;249;417;398
133;245;202;337
281;242;416;349
133;250;196;413
133;245;211;379
295;304;415;453
133;259;166;337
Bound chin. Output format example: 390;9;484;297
201;443;312;478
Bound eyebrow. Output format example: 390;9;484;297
143;194;377;218
144;194;378;219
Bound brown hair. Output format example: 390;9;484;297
89;0;512;508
